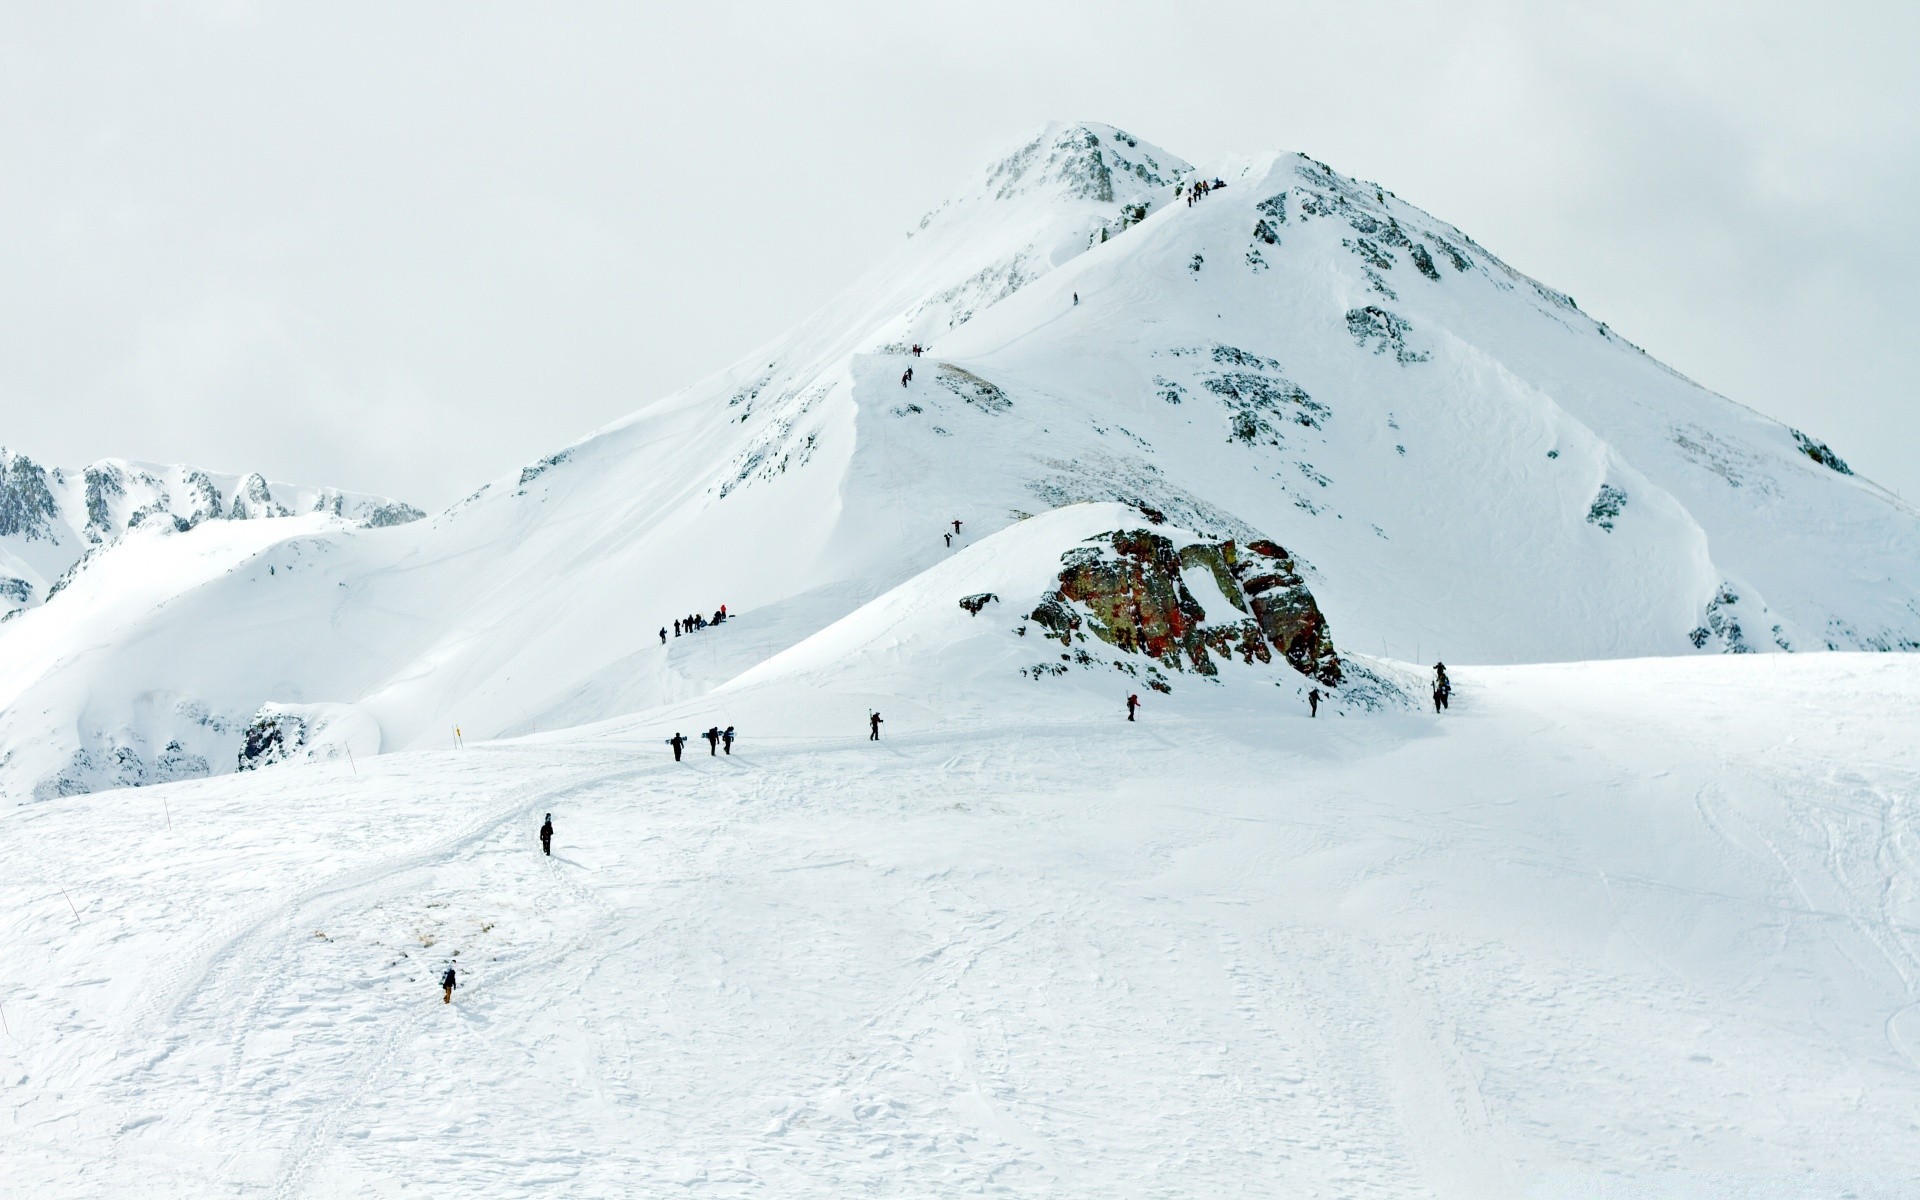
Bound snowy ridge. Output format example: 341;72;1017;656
0;445;422;620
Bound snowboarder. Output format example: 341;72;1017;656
1308;688;1322;717
722;726;735;755
951;518;962;535
441;964;457;1004
705;726;721;756
540;813;553;856
869;712;883;741
1126;693;1140;722
667;732;687;761
659;627;667;645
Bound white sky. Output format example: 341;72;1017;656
2;1;1915;507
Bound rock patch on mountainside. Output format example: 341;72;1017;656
1027;526;1341;686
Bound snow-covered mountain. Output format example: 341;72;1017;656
1;120;1916;803
0;446;422;620
5;122;1920;1197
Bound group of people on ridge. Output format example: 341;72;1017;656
942;517;963;548
663;605;728;643
1183;177;1226;206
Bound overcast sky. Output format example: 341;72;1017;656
2;2;1915;508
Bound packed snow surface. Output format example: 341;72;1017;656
3;653;1917;1196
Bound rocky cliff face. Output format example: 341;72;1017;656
0;446;425;619
1029;526;1341;687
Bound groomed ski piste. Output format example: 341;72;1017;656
3;121;1920;1195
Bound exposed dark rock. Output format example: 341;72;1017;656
228;473;288;520
1791;430;1851;475
1345;306;1429;364
959;592;999;616
1029;527;1340;685
237;708;308;772
363;502;427;528
1586;484;1628;531
0;449;58;540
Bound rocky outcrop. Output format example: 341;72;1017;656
0;449;58;540
227;473;289;520
1029;527;1341;685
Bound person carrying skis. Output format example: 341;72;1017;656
540;813;553;856
869;712;883;741
705;726;721;756
441;964;457;1004
1308;687;1322;717
1126;693;1140;722
722;726;735;755
951;518;962;535
667;732;687;761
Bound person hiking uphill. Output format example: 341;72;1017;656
869;712;883;741
704;726;721;756
722;726;735;755
1126;693;1140;722
441;964;457;1004
951;518;962;536
539;813;553;856
901;367;912;387
667;732;687;761
1308;688;1322;717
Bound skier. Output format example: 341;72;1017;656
540;813;553;856
1126;693;1140;722
705;726;721;756
951;518;962;535
722;726;735;755
869;711;883;741
667;732;687;761
441;964;457;1005
1308;688;1322;717
659;626;667;645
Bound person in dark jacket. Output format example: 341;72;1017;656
441;965;457;1004
869;712;883;740
1308;688;1322;717
722;726;735;754
704;726;721;755
540;813;553;856
951;519;962;535
674;619;681;637
668;732;687;761
659;627;667;645
1126;693;1140;721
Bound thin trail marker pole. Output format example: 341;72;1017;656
0;1000;10;1037
346;747;357;775
59;886;81;923
162;797;172;832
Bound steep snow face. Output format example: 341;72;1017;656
0;446;423;620
2;122;1918;802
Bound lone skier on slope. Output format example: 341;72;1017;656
1308;688;1322;717
869;712;883;741
441;964;457;1004
667;732;687;761
1126;693;1140;722
540;813;553;856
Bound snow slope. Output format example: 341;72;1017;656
4;648;1917;1196
2;120;1917;808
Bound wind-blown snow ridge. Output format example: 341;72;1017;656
1;121;1916;803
